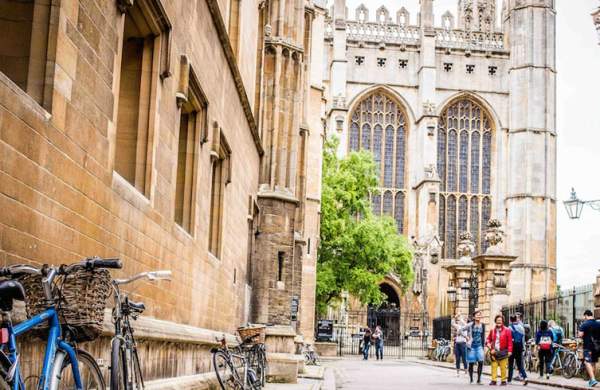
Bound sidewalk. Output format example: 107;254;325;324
265;364;335;390
416;359;592;390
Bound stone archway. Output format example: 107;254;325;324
367;282;402;342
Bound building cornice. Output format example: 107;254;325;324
205;0;264;156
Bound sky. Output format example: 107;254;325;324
330;0;600;288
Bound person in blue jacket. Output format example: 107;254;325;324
535;320;554;379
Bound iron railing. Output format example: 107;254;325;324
502;285;594;339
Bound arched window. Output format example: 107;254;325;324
437;98;493;258
349;91;408;233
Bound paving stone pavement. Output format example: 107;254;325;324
325;357;570;390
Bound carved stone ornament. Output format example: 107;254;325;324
423;101;436;116
264;24;272;37
493;271;507;289
484;218;504;254
457;231;475;260
412;241;425;295
333;94;346;109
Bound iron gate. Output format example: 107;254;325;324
336;311;429;359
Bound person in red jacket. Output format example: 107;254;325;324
486;314;513;386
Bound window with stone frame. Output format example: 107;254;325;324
0;0;57;109
437;98;493;258
348;91;408;234
114;0;172;195
174;63;207;234
208;131;231;258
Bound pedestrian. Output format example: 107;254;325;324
548;320;564;371
452;314;468;377
373;325;384;360
578;309;600;388
486;314;513;386
508;314;528;385
465;309;486;384
535;320;554;379
363;328;372;360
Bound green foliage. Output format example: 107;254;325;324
316;137;414;314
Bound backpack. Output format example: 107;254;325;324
539;334;552;350
509;324;524;343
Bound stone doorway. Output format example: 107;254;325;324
367;283;401;343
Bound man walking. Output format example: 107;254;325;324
549;320;564;372
362;328;372;360
579;310;600;387
508;314;528;385
452;314;468;377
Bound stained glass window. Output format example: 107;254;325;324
395;125;405;189
460;131;468;192
373;124;382;179
383;191;393;215
482;130;491;194
447;195;457;259
448;130;457;192
395;192;405;233
458;195;468;234
372;193;381;216
350;122;359;151
348;91;409;234
384;126;394;187
361;124;371;151
437;98;494;258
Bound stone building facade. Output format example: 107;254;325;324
0;0;325;385
594;1;600;44
323;0;557;329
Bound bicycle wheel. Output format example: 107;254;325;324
52;349;105;390
110;338;127;390
562;353;576;379
213;350;243;390
257;347;267;386
132;347;145;389
0;352;12;390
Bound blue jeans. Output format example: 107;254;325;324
375;340;383;360
363;342;371;359
455;342;467;370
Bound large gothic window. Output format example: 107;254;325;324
437;98;493;258
349;91;408;233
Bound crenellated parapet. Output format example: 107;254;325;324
325;3;507;53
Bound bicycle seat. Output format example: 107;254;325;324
128;300;145;313
0;280;25;311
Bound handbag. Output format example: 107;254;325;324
494;349;509;360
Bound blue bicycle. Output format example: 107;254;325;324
0;257;122;390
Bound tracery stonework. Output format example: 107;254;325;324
349;92;408;233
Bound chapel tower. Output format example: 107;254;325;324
504;0;557;300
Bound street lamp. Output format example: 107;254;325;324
563;188;600;219
447;286;457;303
460;279;469;301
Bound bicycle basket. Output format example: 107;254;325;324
237;324;266;344
19;268;112;342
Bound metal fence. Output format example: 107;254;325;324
432;316;452;340
502;285;594;338
336;332;430;359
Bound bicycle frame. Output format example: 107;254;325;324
3;307;83;390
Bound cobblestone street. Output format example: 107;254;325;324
328;358;554;390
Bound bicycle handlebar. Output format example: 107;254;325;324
113;270;172;286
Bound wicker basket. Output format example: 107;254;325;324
19;268;112;342
238;324;266;344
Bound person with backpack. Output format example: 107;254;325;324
578;309;600;387
549;320;564;371
535;320;554;379
465;309;486;384
508;314;528;385
486;314;513;386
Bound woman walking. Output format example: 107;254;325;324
536;320;554;379
373;326;384;360
362;328;372;360
486;314;513;386
452;314;468;377
466;309;486;384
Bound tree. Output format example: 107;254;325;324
316;137;413;314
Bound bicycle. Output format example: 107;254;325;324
562;342;589;380
212;336;262;390
0;257;122;390
433;339;451;361
549;343;569;375
524;339;537;373
302;344;320;366
109;270;172;390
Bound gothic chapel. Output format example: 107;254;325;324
323;0;557;331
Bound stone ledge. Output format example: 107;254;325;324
145;371;219;390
